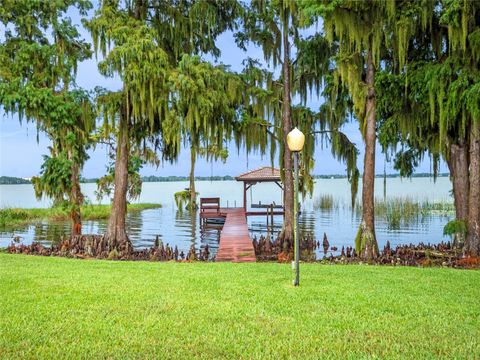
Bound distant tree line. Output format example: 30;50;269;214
1;173;450;185
141;175;234;182
82;175;235;183
0;176;31;185
314;173;450;180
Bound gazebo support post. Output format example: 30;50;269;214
266;208;269;233
270;204;274;233
243;182;247;212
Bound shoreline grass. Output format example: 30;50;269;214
0;203;161;228
0;253;478;358
354;196;454;230
313;194;338;210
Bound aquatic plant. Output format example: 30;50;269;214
375;197;420;230
0;208;31;228
443;220;467;237
420;200;455;215
313;194;338;210
0;204;161;228
354;197;454;230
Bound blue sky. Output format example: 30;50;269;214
0;6;447;179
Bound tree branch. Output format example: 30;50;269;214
266;128;279;141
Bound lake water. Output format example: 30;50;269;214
0;177;454;258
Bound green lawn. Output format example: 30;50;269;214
0;254;478;359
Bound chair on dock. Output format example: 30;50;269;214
199;197;222;225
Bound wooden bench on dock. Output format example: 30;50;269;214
199;197;222;224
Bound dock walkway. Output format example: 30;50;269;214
215;208;256;262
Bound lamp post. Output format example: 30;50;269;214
286;127;305;286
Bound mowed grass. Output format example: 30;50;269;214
0;254;479;359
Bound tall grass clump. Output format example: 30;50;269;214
420;200;455;216
313;194;338;210
375;197;421;230
0;208;51;227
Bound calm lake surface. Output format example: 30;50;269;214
0;177;454;258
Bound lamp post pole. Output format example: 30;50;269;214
293;150;300;286
286;127;304;287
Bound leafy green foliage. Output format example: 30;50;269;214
86;0;242;160
0;1;95;226
95;153;151;202
376;1;480;173
31;154;75;205
443;219;467;238
235;3;360;199
171;54;243;164
174;190;199;212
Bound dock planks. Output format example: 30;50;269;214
215;208;256;262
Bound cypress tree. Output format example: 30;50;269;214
302;0;428;259
85;0;240;251
376;0;480;255
0;1;95;236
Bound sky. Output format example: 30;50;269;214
0;5;447;179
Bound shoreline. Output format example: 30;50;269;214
3;239;479;269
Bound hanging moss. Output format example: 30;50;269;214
174;190;199;212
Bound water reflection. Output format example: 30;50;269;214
175;209;221;257
1;206;452;261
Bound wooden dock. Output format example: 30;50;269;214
215;208;256;262
198;168;285;263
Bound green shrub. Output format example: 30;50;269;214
443;219;467;242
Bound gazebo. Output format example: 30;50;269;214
235;166;284;215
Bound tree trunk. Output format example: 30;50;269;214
189;146;197;210
466;122;480;256
446;142;469;247
447;142;470;222
281;13;294;243
63;80;83;236
106;109;132;255
355;44;379;260
69;151;83;236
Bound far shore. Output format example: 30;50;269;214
0;173;451;185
